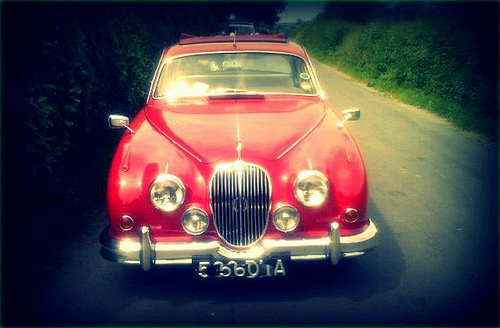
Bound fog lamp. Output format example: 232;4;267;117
344;208;359;223
273;206;300;232
182;208;209;235
119;215;134;231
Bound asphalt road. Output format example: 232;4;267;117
8;60;498;326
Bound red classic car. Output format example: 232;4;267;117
100;33;378;277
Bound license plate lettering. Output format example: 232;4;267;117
198;261;210;278
246;260;259;278
196;258;286;278
213;260;231;277
274;259;286;276
229;260;246;277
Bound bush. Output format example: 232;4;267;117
297;14;498;139
1;3;229;216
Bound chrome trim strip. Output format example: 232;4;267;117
155;259;192;265
340;220;379;254
144;109;203;163
343;251;365;257
291;255;326;260
276;109;327;160
155;241;220;251
341;220;378;243
100;219;378;271
262;238;330;248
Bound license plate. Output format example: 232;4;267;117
196;259;287;278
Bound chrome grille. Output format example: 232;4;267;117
211;163;271;247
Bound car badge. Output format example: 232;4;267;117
232;196;249;212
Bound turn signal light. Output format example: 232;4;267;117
344;208;358;223
119;215;135;231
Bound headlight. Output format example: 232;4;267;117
273;205;300;232
294;170;329;207
149;174;185;212
182;208;209;235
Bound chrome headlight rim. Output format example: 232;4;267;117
273;204;300;233
293;170;329;207
181;207;210;236
149;173;186;212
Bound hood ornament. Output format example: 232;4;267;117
237;142;243;162
236;117;243;162
234;117;245;194
235;142;244;197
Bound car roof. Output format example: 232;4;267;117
163;34;308;60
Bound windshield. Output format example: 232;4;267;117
226;26;255;34
154;52;318;100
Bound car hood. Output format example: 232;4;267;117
145;97;326;163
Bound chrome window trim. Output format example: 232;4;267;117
147;49;167;103
149;50;323;101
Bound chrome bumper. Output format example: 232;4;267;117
100;219;378;271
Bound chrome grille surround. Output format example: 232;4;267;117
210;162;272;247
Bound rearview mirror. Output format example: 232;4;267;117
108;115;134;133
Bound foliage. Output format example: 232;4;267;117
297;3;498;139
214;1;286;31
2;2;284;216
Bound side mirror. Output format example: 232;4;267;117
108;115;134;133
338;108;361;129
342;108;361;121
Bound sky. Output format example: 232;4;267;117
278;2;326;23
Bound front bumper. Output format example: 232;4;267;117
100;219;378;271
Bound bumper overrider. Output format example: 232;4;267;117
100;219;379;272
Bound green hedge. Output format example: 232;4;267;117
3;2;287;220
297;17;498;139
2;3;226;209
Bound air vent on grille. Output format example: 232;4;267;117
210;162;271;247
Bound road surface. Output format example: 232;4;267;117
6;60;498;326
